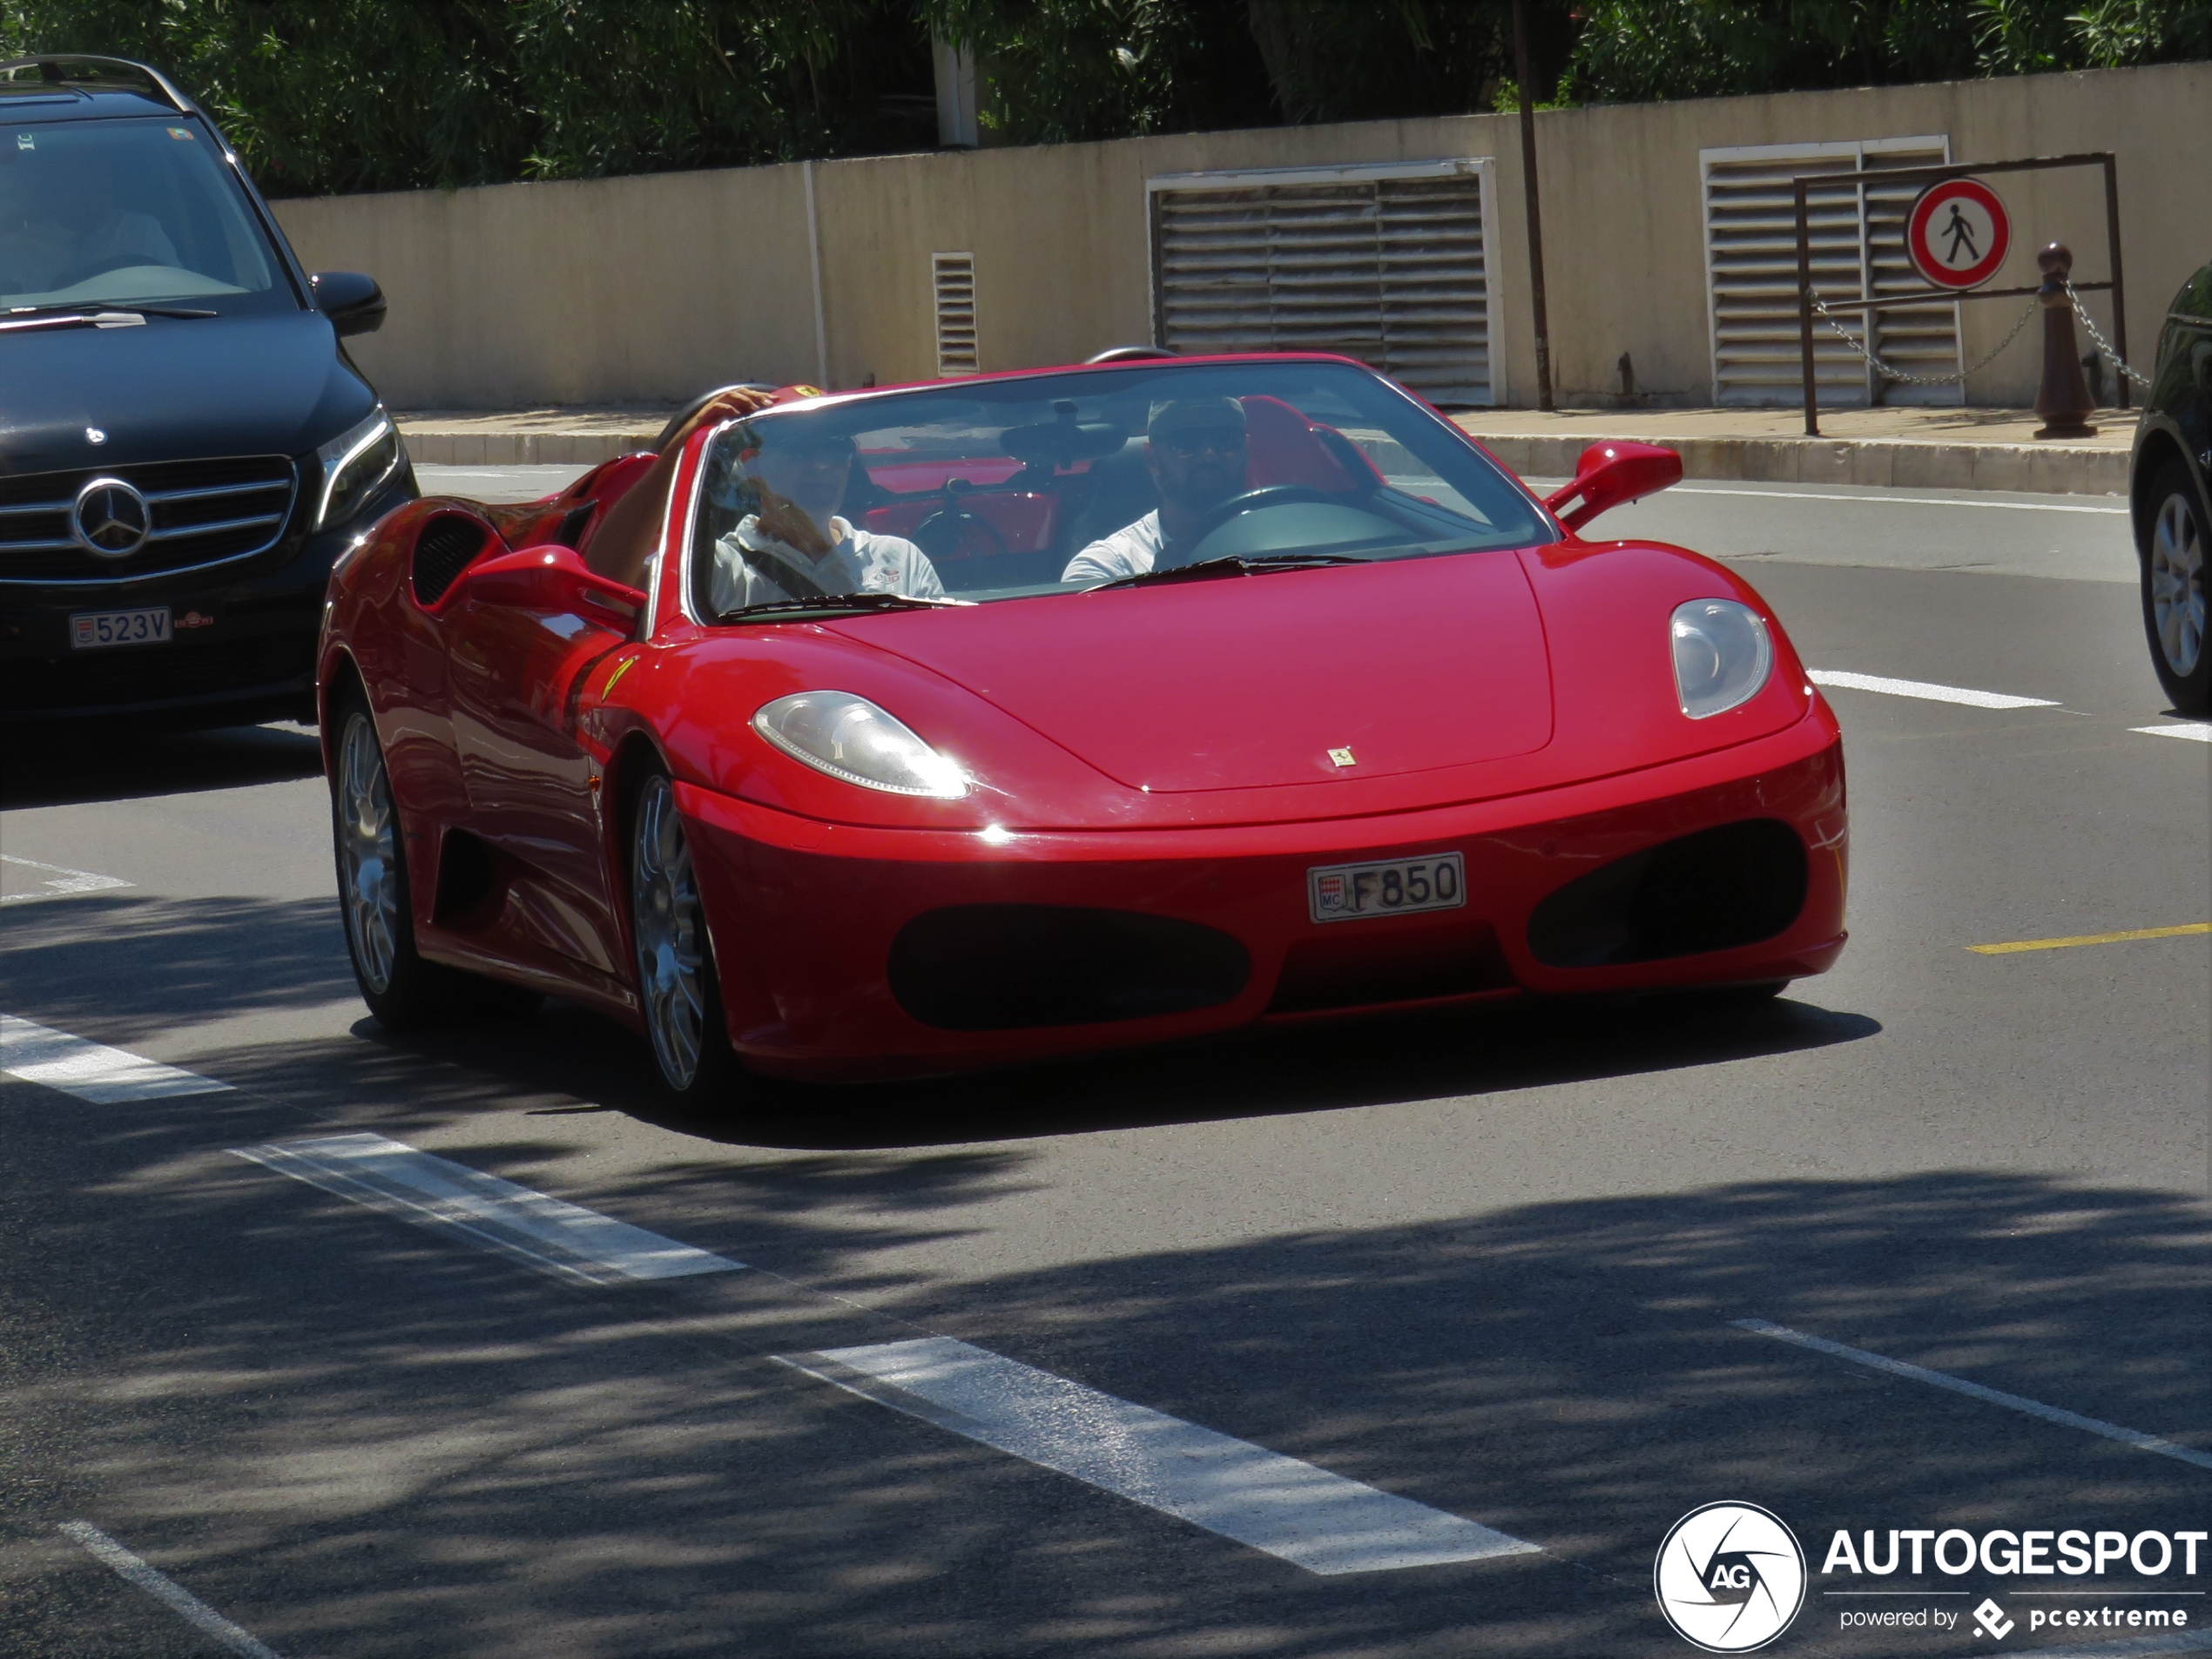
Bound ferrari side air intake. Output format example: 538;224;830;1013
889;905;1250;1030
411;514;493;607
1525;819;1808;968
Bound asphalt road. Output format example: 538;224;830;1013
2;475;2206;1659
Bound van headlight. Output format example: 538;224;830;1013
752;691;969;798
314;407;405;530
1670;598;1773;718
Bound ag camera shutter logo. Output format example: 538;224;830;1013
1656;1501;1808;1652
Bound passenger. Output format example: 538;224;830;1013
708;428;943;613
1062;397;1248;583
585;388;941;608
0;142;180;297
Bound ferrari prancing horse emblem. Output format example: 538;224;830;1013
1327;747;1357;767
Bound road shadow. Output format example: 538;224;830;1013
4;1071;2202;1657
212;984;1879;1155
0;721;322;811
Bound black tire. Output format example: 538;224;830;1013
2138;458;2210;717
330;692;541;1030
627;766;744;1103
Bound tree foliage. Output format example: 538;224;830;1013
1;0;2200;196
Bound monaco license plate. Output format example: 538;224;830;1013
70;606;172;650
1307;851;1466;924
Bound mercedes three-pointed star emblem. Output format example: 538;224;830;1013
70;476;152;559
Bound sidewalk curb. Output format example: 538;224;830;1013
1458;430;2128;496
399;426;660;467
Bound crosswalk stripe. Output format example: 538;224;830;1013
0;1014;231;1103
2131;723;2212;743
230;1133;744;1286
0;853;132;907
775;1336;1540;1575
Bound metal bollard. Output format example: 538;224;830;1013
2033;243;2097;440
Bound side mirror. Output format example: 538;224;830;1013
310;270;388;338
1542;442;1682;534
458;544;645;628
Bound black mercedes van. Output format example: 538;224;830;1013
1;54;415;728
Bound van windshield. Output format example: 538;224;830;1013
0;116;286;311
689;361;1548;619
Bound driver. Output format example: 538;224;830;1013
1061;397;1248;583
709;428;944;613
0;143;179;297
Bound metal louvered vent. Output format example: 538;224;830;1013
1701;138;1960;408
411;514;490;607
1149;159;1501;407
933;252;978;377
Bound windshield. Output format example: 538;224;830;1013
0;116;287;312
687;361;1549;619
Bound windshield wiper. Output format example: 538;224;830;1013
1086;551;1374;591
716;592;971;624
0;303;218;334
5;301;219;320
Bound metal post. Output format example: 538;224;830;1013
2101;152;2129;410
1512;0;1554;412
1796;177;1818;437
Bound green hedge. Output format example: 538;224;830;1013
3;0;2201;198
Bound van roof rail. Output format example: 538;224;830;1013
0;54;192;115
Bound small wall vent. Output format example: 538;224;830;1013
933;252;979;377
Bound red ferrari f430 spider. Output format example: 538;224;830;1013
319;355;1845;1100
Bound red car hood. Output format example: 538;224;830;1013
833;551;1553;793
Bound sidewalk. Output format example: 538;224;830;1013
1452;406;2133;496
395;402;2136;496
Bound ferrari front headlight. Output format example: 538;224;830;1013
314;406;405;530
752;691;968;798
1670;598;1772;719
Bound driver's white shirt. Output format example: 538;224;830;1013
1062;511;1167;584
711;514;944;613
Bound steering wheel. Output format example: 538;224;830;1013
913;504;1010;564
1180;485;1341;556
654;382;777;451
46;252;148;290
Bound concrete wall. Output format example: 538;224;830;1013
273;61;2212;411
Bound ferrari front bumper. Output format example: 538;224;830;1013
678;706;1847;1081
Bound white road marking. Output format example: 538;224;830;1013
1807;669;2060;710
230;1132;744;1286
2132;723;2212;743
1734;1319;2212;1471
776;1335;1539;1575
60;1521;285;1659
1670;485;2128;515
0;853;132;906
0;1015;231;1103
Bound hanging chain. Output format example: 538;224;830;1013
1808;292;2040;386
2062;279;2154;391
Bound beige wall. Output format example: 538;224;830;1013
273;61;2211;411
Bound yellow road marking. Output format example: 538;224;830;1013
1969;923;2212;955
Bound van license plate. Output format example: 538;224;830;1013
1307;852;1466;923
70;606;172;650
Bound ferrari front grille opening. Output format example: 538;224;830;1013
1525;819;1809;969
411;515;492;606
1269;923;1517;1015
888;905;1250;1030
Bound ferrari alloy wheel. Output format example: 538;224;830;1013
630;771;739;1100
338;710;401;996
2141;462;2209;715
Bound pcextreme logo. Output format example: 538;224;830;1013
1656;1501;1809;1652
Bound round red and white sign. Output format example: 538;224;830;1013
1906;178;2010;290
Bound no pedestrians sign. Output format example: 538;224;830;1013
1905;178;2011;290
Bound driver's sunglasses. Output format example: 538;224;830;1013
1155;428;1247;460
